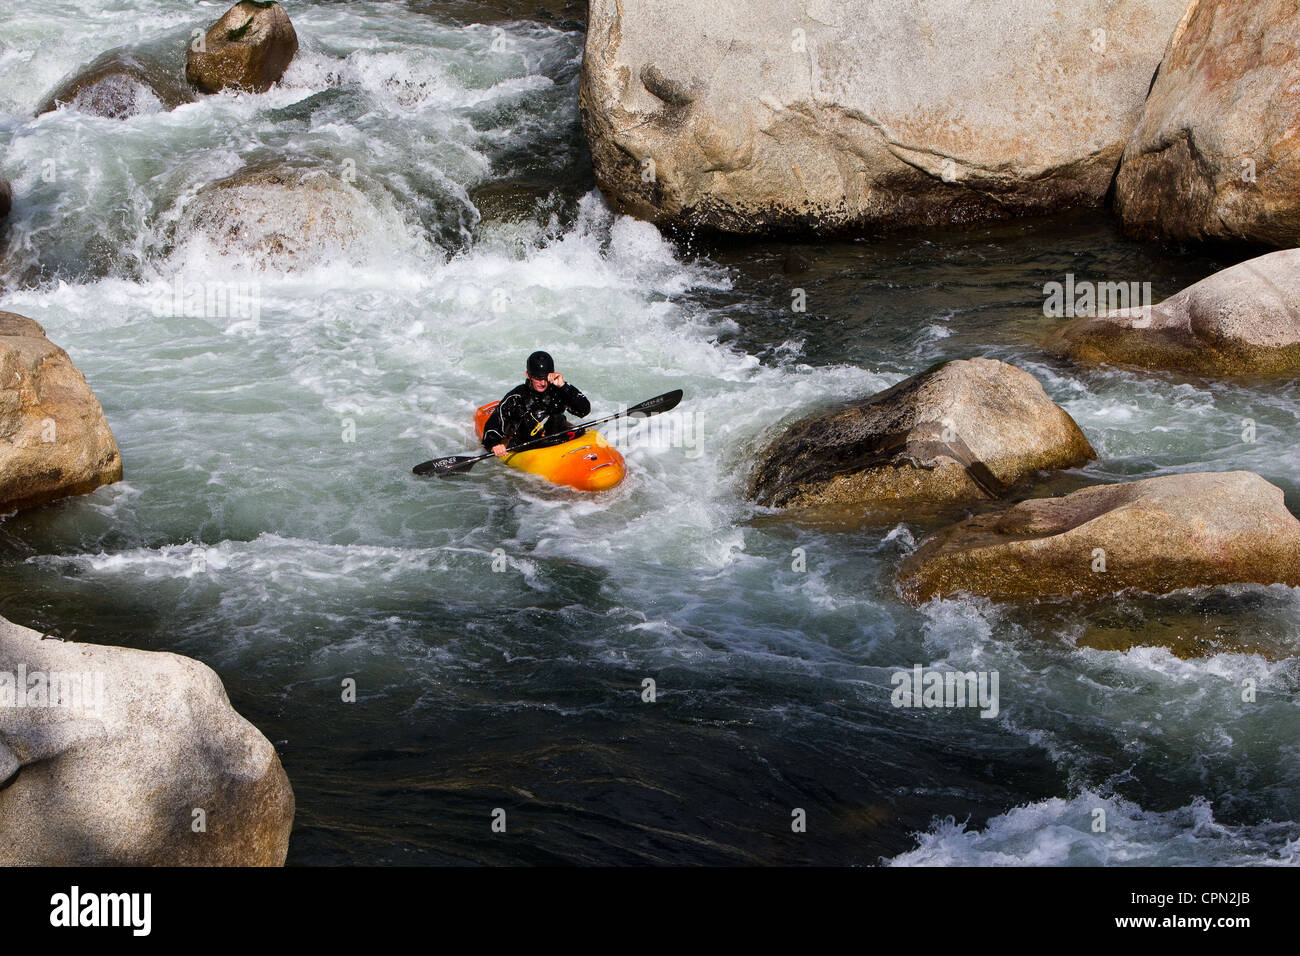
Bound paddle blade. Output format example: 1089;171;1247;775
628;389;683;418
413;455;480;476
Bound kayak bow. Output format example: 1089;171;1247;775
473;402;626;492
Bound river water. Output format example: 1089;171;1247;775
2;0;1298;865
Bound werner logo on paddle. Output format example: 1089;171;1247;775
891;665;999;718
49;886;151;937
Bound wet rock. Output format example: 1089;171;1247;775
1115;0;1300;247
749;358;1095;514
579;0;1190;235
175;163;379;269
0;613;294;865
780;250;813;276
186;0;298;95
36;49;196;118
898;471;1300;604
1051;249;1300;377
0;179;10;220
0;311;122;512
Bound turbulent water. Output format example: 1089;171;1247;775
2;1;1299;865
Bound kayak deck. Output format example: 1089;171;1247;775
474;402;626;492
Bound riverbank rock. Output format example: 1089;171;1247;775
186;1;298;95
36;49;196;118
0;179;10;219
1051;249;1300;377
899;471;1300;604
0;614;294;865
749;359;1095;514
1114;0;1300;247
0;312;122;512
579;0;1190;235
175;163;378;269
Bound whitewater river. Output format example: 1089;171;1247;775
2;0;1299;865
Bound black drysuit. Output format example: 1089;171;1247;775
482;381;592;451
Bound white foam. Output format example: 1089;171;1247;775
889;790;1300;866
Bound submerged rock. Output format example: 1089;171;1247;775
0;614;294;865
36;49;196;118
898;471;1300;604
579;0;1189;235
187;0;298;95
1051;249;1300;377
1115;0;1300;247
175;163;381;269
0;312;122;512
749;359;1095;514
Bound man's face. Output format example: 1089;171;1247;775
528;373;548;392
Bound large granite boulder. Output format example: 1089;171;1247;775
1115;0;1300;247
899;471;1300;604
1051;249;1300;377
579;0;1190;235
0;614;294;865
750;358;1095;513
186;1;299;95
36;49;196;119
0;311;122;512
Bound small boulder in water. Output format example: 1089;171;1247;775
748;358;1095;517
898;471;1300;604
36;49;195;118
186;0;299;95
1050;249;1300;378
0;311;122;512
0;612;295;864
0;179;10;219
175;163;377;270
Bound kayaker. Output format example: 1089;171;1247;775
482;351;592;459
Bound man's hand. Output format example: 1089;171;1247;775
547;371;565;388
492;444;508;459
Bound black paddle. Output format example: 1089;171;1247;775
413;389;684;477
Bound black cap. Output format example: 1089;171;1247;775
526;351;554;377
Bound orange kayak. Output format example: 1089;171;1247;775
474;402;626;492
